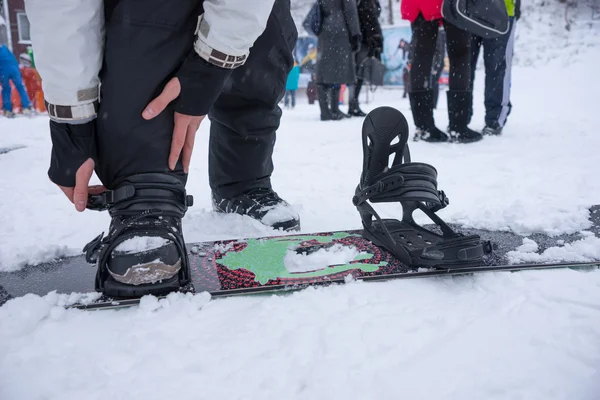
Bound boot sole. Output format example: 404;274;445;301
109;259;181;286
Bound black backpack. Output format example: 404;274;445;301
442;0;510;38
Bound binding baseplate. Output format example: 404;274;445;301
352;106;492;270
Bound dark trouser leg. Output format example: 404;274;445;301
291;90;296;108
96;0;200;188
443;20;472;91
483;17;516;128
318;83;332;119
208;0;297;199
409;14;438;92
468;35;482;123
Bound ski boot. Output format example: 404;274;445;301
84;173;193;298
213;187;300;232
352;106;492;270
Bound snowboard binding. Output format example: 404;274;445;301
84;173;193;298
352;107;492;270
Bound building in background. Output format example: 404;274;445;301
0;0;31;58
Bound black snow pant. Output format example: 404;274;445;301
96;0;297;199
469;17;516;128
409;14;471;92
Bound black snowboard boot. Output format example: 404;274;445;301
482;125;503;136
84;173;193;298
446;90;484;143
348;98;367;117
212;187;300;232
318;85;342;121
353;106;493;270
330;86;351;119
408;90;448;143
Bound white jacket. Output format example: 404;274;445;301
24;0;276;120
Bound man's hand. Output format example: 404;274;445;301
55;158;105;212
142;77;205;173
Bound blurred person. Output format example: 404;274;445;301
394;38;412;98
468;0;521;136
401;0;483;143
285;61;301;109
316;0;361;121
0;44;33;118
347;0;383;117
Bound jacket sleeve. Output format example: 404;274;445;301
24;0;104;123
174;0;277;116
342;0;362;39
194;0;276;64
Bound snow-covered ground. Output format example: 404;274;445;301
2;26;600;400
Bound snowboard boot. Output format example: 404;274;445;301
318;85;342;121
330;86;351;119
482;125;503;136
352;106;492;270
446;90;484;143
408;90;448;143
348;98;367;117
212;187;300;232
83;173;193;298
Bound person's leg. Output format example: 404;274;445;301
482;17;516;133
9;70;32;110
317;83;333;120
467;35;482;123
284;90;290;107
443;20;482;143
408;14;447;142
0;74;12;114
90;0;200;296
209;0;300;231
291;89;296;108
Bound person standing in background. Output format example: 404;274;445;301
401;0;483;143
316;0;361;121
285;61;301;109
347;0;383;117
0;44;33;118
468;0;521;136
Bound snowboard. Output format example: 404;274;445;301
1;205;599;310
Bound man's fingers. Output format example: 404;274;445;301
169;115;188;170
73;158;95;212
142;78;181;120
181;123;198;174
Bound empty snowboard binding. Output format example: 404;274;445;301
352;107;492;270
83;173;193;298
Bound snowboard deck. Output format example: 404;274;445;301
1;205;599;310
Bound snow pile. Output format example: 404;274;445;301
508;233;600;264
260;203;299;226
284;243;363;273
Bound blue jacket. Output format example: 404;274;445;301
0;45;20;77
286;65;301;91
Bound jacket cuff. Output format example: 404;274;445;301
174;52;233;116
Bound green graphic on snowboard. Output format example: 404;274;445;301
216;232;387;284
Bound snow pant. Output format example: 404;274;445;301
409;14;471;92
469;17;516;128
0;68;32;113
96;0;297;198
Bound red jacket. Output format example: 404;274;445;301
401;0;443;22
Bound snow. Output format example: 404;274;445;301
1;5;600;399
284;243;363;273
508;234;600;265
260;202;299;225
115;237;169;253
